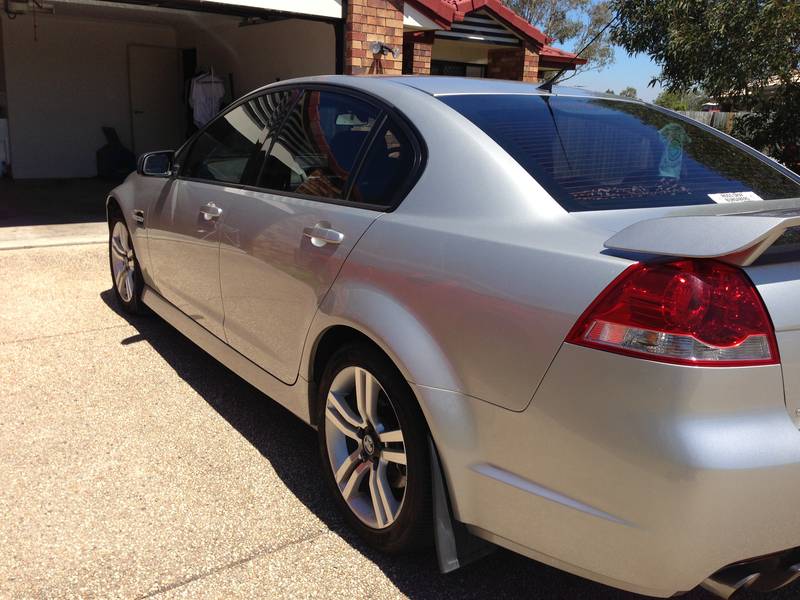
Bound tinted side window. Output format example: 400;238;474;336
259;91;380;199
349;119;415;207
182;90;296;184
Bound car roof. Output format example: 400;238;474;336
381;76;620;99
266;75;631;102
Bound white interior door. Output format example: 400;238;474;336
129;45;182;155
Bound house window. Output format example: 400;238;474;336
430;60;486;78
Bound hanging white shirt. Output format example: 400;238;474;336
190;73;226;128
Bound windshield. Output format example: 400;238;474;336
440;94;800;212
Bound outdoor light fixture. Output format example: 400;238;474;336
370;41;400;58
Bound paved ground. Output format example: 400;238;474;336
0;222;107;250
0;236;794;599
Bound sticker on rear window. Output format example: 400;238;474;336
708;191;764;203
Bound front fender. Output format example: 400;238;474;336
106;173;173;287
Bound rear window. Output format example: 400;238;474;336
440;94;800;212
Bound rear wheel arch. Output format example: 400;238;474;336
308;325;420;429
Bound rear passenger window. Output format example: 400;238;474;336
349;120;415;207
182;90;296;184
258;91;380;199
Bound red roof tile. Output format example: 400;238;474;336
540;45;587;64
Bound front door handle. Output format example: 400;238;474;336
303;224;344;247
200;203;223;221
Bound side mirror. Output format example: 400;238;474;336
138;150;174;177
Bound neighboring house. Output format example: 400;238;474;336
0;0;583;179
700;102;721;112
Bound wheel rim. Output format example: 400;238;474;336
324;366;407;529
110;221;135;303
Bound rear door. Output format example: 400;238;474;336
219;88;420;383
147;91;293;338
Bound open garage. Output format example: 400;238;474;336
1;0;340;179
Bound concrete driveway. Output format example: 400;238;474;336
0;238;792;599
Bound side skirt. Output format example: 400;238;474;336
141;286;310;423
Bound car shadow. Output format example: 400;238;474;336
101;289;781;600
0;178;116;226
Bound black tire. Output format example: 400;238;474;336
108;211;146;315
316;342;432;553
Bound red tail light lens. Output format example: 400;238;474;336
566;260;779;366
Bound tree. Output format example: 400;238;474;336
654;89;686;110
619;86;638;99
610;0;800;170
654;89;709;111
503;0;616;81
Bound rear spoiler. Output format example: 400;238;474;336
604;211;800;266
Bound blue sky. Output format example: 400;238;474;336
552;46;665;101
566;48;664;101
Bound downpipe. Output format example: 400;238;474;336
701;549;800;598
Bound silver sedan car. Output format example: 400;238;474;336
107;75;800;599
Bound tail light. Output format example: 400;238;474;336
566;260;779;366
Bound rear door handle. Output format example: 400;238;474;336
200;203;223;221
303;224;344;247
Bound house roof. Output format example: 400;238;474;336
405;0;585;68
540;45;588;66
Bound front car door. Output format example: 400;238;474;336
146;91;295;338
219;88;420;384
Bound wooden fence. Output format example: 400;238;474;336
677;111;741;134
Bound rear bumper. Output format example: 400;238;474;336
415;344;800;597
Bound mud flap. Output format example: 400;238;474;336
430;438;496;573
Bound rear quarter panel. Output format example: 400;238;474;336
319;212;629;410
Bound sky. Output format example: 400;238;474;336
553;46;665;102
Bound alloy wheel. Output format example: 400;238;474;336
324;366;407;529
110;221;136;303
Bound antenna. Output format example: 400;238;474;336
538;12;618;92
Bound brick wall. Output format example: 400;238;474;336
521;41;540;82
402;31;434;75
345;0;405;75
486;47;522;80
486;42;540;82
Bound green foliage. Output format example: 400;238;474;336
654;90;686;110
654;89;709;111
619;86;638;98
503;0;616;80
610;0;800;170
733;85;800;171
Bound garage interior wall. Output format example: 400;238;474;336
1;10;335;180
176;18;336;97
1;13;177;179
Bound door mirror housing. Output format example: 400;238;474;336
138;150;174;177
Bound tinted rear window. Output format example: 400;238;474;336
440;94;800;212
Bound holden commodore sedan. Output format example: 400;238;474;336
107;75;800;598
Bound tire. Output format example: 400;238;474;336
108;212;145;315
316;343;432;553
